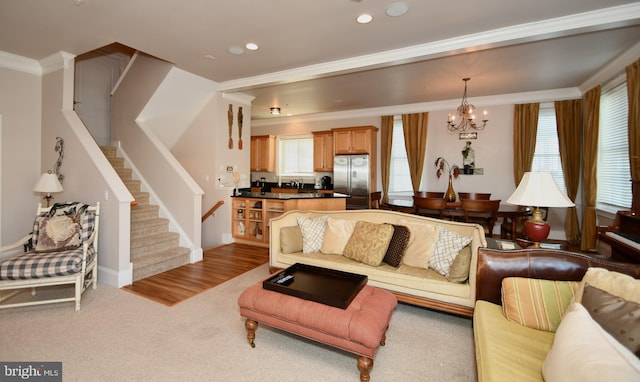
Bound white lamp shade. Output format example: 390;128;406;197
506;172;574;208
33;172;63;194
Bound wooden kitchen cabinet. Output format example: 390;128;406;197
332;126;377;154
250;135;276;172
312;131;334;171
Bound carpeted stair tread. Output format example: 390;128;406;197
131;217;168;238
131;232;180;257
131;205;159;222
132;247;191;281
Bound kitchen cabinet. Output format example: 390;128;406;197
250;135;276;172
332;126;377;155
312;131;334;171
231;195;346;246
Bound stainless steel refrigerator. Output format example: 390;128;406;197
334;154;370;209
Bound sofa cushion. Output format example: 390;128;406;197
398;219;439;268
343;221;394;266
382;224;410;267
34;214;82;253
280;226;303;254
321;217;358;255
428;226;472;277
575;267;640;305
581;284;640;357
297;215;328;253
446;245;471;283
501;277;579;332
542;302;640;382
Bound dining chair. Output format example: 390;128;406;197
413;196;447;218
415;191;445;199
500;206;543;240
369;191;382;209
460;199;501;237
458;192;492;200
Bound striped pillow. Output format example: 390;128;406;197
501;277;579;332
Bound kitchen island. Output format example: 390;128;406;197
231;191;348;246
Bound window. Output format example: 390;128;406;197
531;105;567;193
278;136;313;176
598;80;632;211
389;117;412;195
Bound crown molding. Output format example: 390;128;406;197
0;50;41;75
218;3;640;92
40;51;75;75
580;40;640;92
222;92;255;105
251;88;582;127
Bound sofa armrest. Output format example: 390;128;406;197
475;247;640;305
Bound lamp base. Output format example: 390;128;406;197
524;220;550;248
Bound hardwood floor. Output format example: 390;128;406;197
122;243;269;306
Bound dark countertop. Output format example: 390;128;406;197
232;191;349;200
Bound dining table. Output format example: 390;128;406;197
384;199;531;239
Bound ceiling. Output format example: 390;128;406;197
2;0;640;121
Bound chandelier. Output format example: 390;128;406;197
446;78;488;132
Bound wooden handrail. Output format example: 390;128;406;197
202;200;224;222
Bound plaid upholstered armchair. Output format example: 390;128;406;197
0;202;99;311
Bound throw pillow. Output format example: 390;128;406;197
575;267;640;305
382;224;410;267
280;226;303;254
398;219;439;268
343;221;394;266
34;215;82;253
542;302;640;382
297;215;328;253
446;245;472;283
581;284;640;357
428;226;472;277
501;277;579;332
320;218;358;255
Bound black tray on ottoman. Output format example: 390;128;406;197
263;263;368;309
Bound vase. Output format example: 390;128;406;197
444;175;456;202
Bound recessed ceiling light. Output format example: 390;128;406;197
356;14;373;24
245;42;259;51
386;2;409;17
270;107;281;115
228;46;244;55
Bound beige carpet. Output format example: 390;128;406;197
0;265;476;381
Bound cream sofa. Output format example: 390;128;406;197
269;209;486;317
474;247;640;382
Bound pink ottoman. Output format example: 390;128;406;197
238;282;397;382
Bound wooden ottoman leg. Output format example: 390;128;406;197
357;356;373;382
244;319;258;348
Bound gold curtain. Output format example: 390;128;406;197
512;103;540;185
581;86;600;250
626;59;640;212
402;112;429;194
555;99;582;245
380;115;394;204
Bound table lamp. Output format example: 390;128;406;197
33;171;63;207
506;172;574;247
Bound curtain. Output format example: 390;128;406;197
512;103;540;185
555;99;582;245
626;58;640;212
402;112;429;194
380;115;394;204
581;86;600;250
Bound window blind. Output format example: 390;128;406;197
532;106;567;193
598;81;632;210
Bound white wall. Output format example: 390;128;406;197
0;64;42;246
